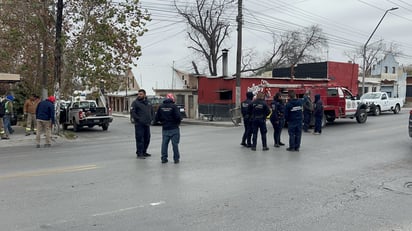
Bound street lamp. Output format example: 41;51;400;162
361;7;398;95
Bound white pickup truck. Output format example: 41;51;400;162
360;92;403;116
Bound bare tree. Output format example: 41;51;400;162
242;25;327;76
345;40;402;76
175;0;233;76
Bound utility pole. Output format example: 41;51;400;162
361;7;398;95
235;0;242;122
53;0;63;134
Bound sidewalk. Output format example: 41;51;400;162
0;125;65;148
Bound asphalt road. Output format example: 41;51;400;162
1;110;412;231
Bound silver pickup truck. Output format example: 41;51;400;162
60;100;113;131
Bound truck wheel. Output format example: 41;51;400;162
356;109;367;123
373;106;380;116
393;104;400;114
102;123;109;131
73;122;80;132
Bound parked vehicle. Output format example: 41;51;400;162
60;100;113;131
360;92;403;116
409;109;412;138
130;95;186;124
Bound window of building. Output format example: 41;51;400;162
384;66;388;73
217;90;232;100
392;67;396;74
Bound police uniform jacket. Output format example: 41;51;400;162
285;98;303;125
249;99;270;121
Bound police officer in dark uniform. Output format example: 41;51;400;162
284;90;303;152
240;91;254;147
249;92;270;151
131;89;153;159
270;92;286;147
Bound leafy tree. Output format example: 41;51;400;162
63;0;150;94
0;0;150;99
175;0;233;76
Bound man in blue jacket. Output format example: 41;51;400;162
155;94;182;164
284;90;303;151
35;96;55;148
131;89;153;159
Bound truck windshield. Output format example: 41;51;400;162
360;93;380;100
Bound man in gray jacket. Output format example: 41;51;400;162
131;89;153;159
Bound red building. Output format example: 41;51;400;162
197;61;359;119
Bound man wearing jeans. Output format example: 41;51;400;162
155;94;182;164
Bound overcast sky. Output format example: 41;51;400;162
133;0;412;94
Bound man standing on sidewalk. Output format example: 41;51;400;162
155;93;182;164
0;96;8;139
24;94;40;136
35;96;55;148
3;94;15;136
131;89;153;159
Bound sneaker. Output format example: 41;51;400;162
162;159;168;163
240;142;247;147
286;148;295;152
174;160;180;164
44;144;51;148
36;144;41;148
313;132;320;135
25;133;30;136
1;136;9;140
262;147;269;151
136;155;146;159
279;142;285;146
143;153;151;157
274;144;280;148
251;147;256;151
295;149;300;152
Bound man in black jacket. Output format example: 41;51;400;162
131;89;153;159
155;94;182;164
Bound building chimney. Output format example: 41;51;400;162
222;49;228;77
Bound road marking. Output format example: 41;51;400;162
92;201;166;217
0;165;99;180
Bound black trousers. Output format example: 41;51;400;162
134;123;151;155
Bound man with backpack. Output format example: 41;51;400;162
0;96;8;139
3;94;15;136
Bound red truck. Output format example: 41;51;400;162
260;82;368;126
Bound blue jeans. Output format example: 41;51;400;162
161;128;180;161
3;114;12;135
288;122;302;150
134;123;151;155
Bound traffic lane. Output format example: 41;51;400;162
1;114;412;230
